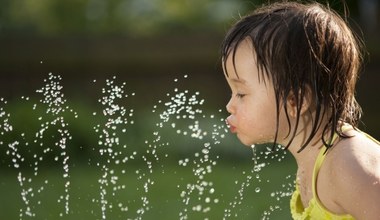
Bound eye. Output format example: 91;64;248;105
236;93;246;99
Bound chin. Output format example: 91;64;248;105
237;136;255;146
238;135;271;147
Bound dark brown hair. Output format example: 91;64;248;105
221;1;364;152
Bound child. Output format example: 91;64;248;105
221;1;380;219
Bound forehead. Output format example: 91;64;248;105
226;38;255;65
223;39;272;88
224;39;258;80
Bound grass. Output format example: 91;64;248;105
0;154;296;220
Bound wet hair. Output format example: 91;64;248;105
221;1;364;152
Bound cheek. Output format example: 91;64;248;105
237;106;253;123
237;106;263;128
276;107;294;139
242;104;278;133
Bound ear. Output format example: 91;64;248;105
286;88;312;118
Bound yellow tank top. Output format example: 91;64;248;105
290;145;354;219
290;128;379;219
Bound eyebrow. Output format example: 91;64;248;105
229;78;247;85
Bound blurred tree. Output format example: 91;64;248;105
1;0;364;37
0;0;253;36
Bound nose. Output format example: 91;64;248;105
226;97;234;114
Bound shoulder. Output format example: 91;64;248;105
323;129;380;219
328;129;380;179
328;130;380;176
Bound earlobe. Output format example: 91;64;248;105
286;93;298;118
286;89;312;118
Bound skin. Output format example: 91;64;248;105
224;39;380;220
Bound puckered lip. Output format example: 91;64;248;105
226;119;237;133
229;125;237;133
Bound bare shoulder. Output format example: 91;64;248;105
324;129;380;219
330;129;380;179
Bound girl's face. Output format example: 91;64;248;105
224;40;286;146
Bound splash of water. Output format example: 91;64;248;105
1;73;77;218
92;77;142;219
0;72;295;219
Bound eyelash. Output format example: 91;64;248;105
235;93;246;99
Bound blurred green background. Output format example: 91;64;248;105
0;0;379;219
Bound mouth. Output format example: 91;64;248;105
226;119;237;133
229;125;237;133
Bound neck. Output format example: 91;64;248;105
286;136;322;168
280;118;327;169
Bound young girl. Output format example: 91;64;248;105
221;2;380;219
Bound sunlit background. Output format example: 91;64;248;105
0;0;379;219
